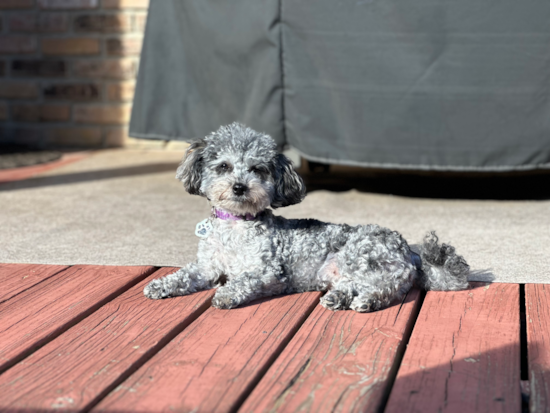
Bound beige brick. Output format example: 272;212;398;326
42;38;100;55
45;127;102;146
74;13;129;32
12;59;67;77
0;36;36;54
0;102;7;120
102;127;126;146
9;14;34;31
9;14;35;31
0;81;38;99
10;13;68;32
106;81;134;101
106;37;142;56
12;104;71;122
102;0;148;9
74;104;131;124
133;12;146;32
41;105;71;121
45;14;67;31
38;0;98;9
72;58;137;79
0;0;34;9
44;83;101;100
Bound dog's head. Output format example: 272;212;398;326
176;122;306;216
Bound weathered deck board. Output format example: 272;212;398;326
240;288;422;413
526;284;550;413
0;267;214;412
93;292;323;413
0;264;68;303
385;283;520;413
0;265;155;374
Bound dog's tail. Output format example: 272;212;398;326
414;231;470;291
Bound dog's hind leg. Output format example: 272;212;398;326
143;262;216;299
325;225;416;312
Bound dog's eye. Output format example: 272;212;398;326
216;162;232;174
249;166;266;177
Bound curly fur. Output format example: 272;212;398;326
144;122;470;312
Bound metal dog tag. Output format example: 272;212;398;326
195;219;213;239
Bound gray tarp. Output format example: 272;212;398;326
131;0;550;171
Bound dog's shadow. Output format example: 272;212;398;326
467;269;496;283
234;292;319;310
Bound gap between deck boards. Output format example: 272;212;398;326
377;290;427;413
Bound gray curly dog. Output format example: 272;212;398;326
144;123;470;311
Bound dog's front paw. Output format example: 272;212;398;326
350;296;379;313
212;290;239;309
320;290;350;311
143;279;168;300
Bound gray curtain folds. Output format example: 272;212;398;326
130;0;284;146
131;0;550;171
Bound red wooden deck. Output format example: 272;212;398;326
0;264;545;413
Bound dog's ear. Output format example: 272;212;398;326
271;153;306;208
176;139;206;195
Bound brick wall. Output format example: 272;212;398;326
0;0;149;148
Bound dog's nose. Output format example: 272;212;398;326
232;183;247;196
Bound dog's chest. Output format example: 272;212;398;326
199;220;270;273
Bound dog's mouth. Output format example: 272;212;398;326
214;194;268;216
218;191;249;203
231;193;250;202
228;194;258;208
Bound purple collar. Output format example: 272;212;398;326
214;208;256;221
